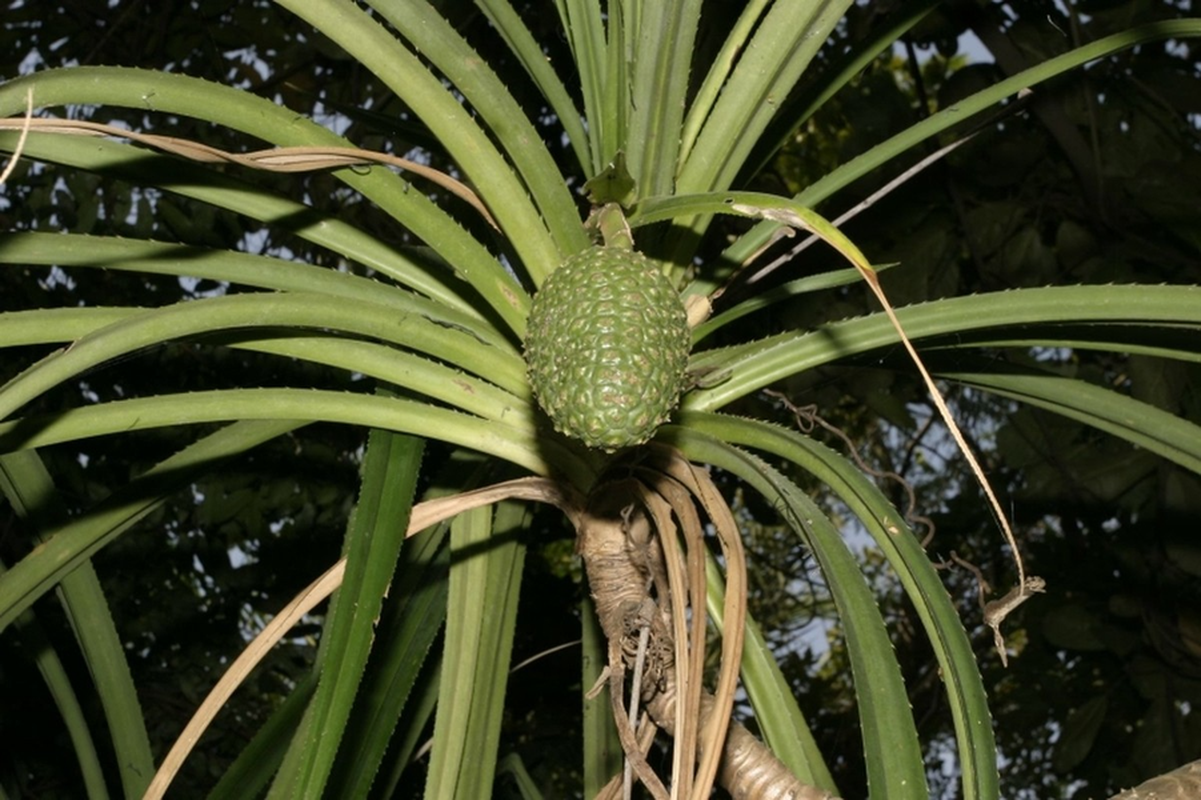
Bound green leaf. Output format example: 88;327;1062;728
476;0;591;174
553;0;610;173
424;498;528;798
724;19;1201;265
497;753;545;800
625;0;701;198
740;0;941;182
632;189;866;267
0;451;154;800
0;560;110;800
272;0;574;284
269;427;424;797
942;365;1201;474
633;188;872;290
674;429;930;799
582;151;637;207
680;412;1000;800
326;449;472;798
1052;695;1108;773
686;284;1201;412
0;68;523;328
0;232;515;353
691;262;901;343
2;128;530;333
378;653;443;795
676;0;852;197
365;0;590;267
678;0;771;166
799;19;1201;209
0;306;532;428
207;675;317;800
327;520;450;799
0;389;577;480
0;420;303;633
0;292;529;422
581;595;621;797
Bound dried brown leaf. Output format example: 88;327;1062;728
0;116;498;228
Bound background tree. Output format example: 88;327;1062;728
754;2;1201;795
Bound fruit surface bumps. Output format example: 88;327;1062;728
525;246;691;452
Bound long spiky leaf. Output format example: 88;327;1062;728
0;388;577;479
365;0;589;266
0;69;524;328
0;421;304;633
625;0;701;197
0;451;155;799
0;292;528;423
477;0;592;173
675;430;929;798
272;0;568;283
724;19;1201;265
268;429;424;798
681;412;1001;800
0;231;515;353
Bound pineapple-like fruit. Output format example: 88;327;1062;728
525;246;691;452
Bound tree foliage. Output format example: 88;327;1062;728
1;0;1199;798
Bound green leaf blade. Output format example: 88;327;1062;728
0;68;526;330
0;421;303;634
424;499;528;798
675;429;930;799
682;413;1000;800
269;428;424;797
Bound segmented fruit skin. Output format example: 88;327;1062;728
525;247;691;452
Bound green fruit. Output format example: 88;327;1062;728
525;246;691;452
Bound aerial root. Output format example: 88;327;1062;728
578;446;839;800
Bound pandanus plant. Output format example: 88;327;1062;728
2;1;1200;798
